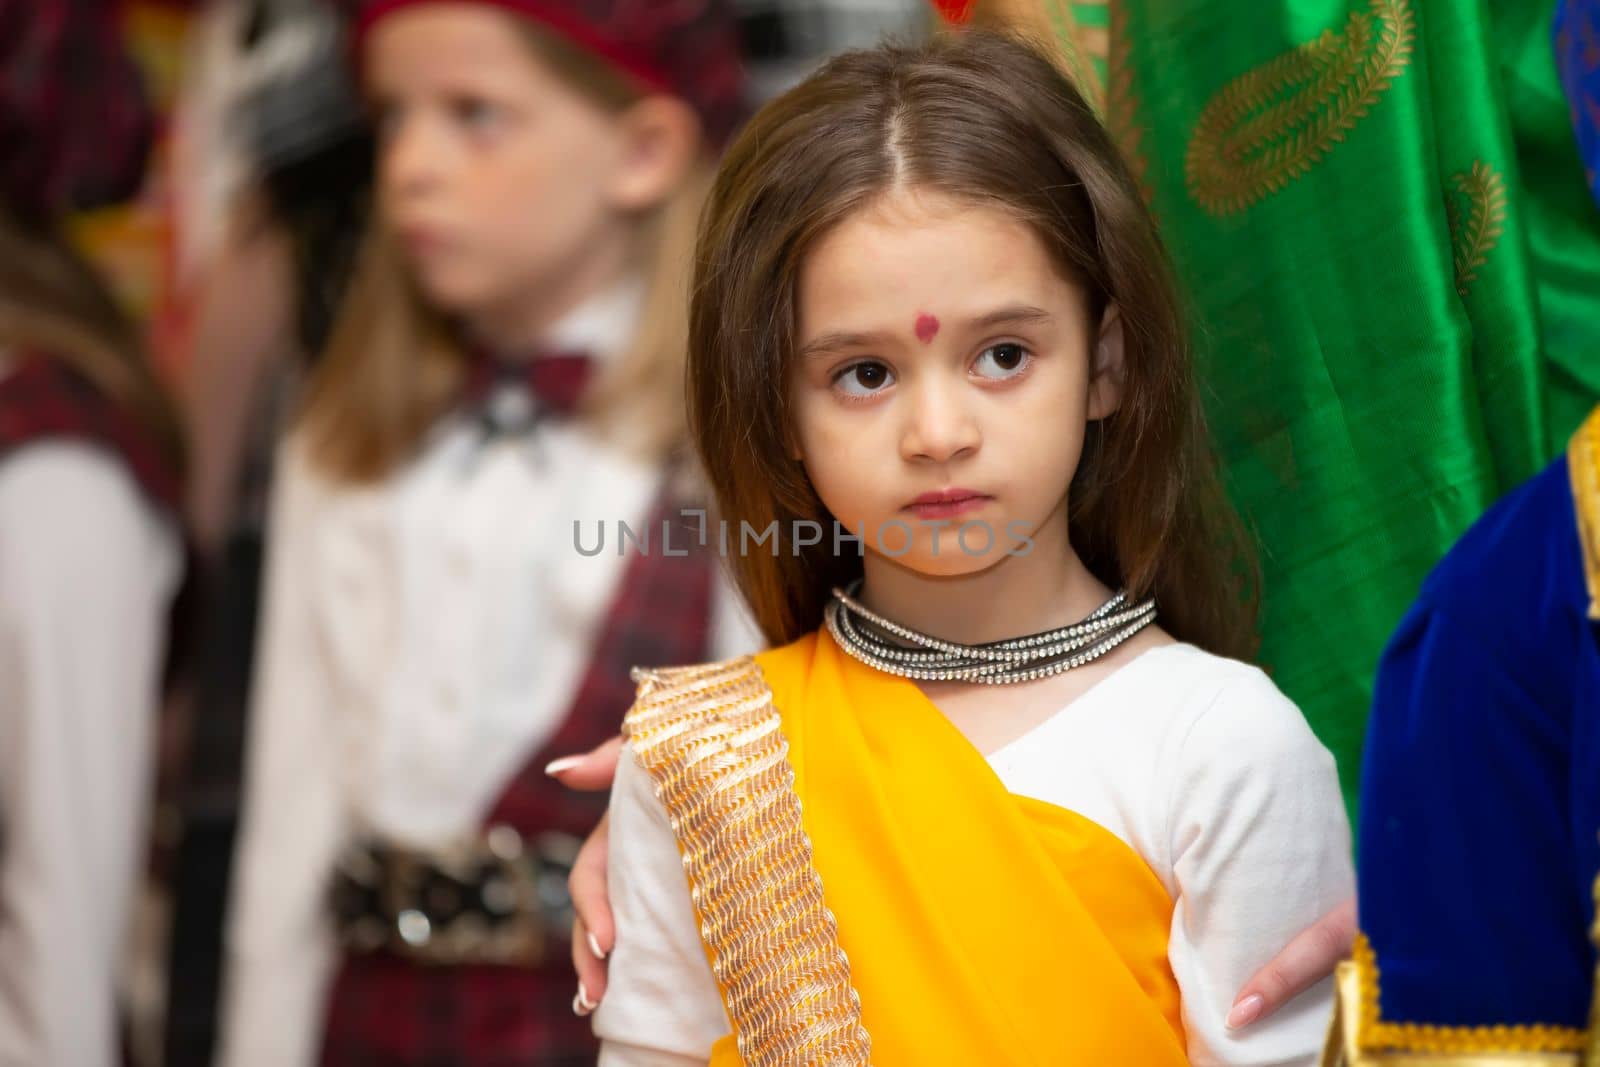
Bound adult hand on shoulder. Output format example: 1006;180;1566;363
1227;896;1356;1030
547;737;622;1013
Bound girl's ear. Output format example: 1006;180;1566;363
605;95;701;213
1087;304;1126;421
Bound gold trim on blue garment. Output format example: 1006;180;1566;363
1320;880;1598;1064
1568;405;1600;620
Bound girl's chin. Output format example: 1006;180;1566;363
408;267;499;317
865;546;1016;581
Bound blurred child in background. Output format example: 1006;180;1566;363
0;1;185;1062
218;2;755;1064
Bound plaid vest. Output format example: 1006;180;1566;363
0;353;179;514
320;479;718;1067
0;353;191;692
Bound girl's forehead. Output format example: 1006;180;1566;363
365;6;541;89
814;191;1052;277
797;193;1077;329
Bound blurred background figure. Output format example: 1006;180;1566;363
214;1;759;1064
0;1;187;1064
734;0;931;98
160;1;372;1062
174;0;370;557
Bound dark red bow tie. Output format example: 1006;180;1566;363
462;351;594;437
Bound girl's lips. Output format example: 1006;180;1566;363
398;227;451;258
904;493;992;520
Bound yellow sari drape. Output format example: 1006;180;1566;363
626;630;1188;1065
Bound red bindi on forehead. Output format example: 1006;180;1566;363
914;313;940;343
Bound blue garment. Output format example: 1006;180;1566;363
1358;450;1599;1032
1554;0;1600;210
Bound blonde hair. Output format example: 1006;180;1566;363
300;17;712;483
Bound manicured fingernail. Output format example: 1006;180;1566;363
1226;994;1263;1030
573;982;598;1016
545;756;583;776
587;931;608;960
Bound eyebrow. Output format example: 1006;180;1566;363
797;305;1055;361
971;305;1055;330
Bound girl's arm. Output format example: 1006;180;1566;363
1227;897;1355;1031
218;444;349;1067
593;744;730;1065
1164;668;1354;1067
0;446;178;1067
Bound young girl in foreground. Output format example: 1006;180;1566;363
594;30;1352;1066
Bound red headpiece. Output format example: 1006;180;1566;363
929;0;976;23
0;0;154;216
355;0;748;145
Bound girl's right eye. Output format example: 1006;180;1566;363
833;361;896;398
450;95;506;135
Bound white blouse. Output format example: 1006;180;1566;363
597;642;1354;1067
219;286;762;1067
0;438;181;1067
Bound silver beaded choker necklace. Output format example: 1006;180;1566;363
824;580;1157;685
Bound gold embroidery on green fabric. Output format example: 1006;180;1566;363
1104;0;1150;202
1445;161;1507;297
1185;0;1416;217
1045;0;1104;111
623;659;872;1066
968;1;1147;199
969;0;1105;108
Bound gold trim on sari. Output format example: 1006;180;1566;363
622;658;871;1066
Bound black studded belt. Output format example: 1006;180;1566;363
329;827;582;966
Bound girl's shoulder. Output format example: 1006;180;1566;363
1126;640;1285;703
0;440;169;546
1119;643;1325;765
1126;645;1339;818
273;426;396;511
274;427;333;496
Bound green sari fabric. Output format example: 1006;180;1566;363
1024;0;1600;808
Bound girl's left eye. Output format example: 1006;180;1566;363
973;342;1031;380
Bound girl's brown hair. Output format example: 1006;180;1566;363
0;209;186;477
689;30;1260;660
299;17;712;483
